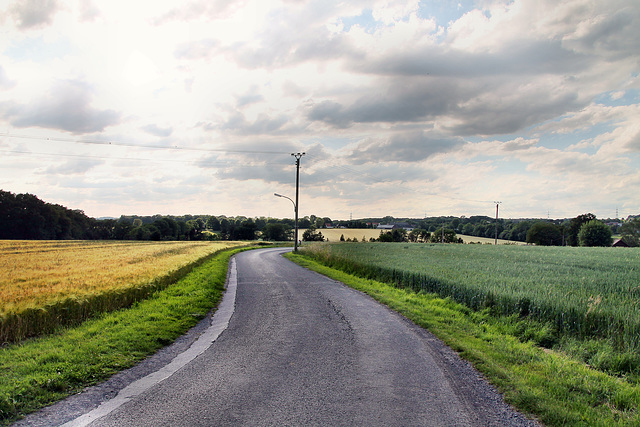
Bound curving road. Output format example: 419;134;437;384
17;247;538;426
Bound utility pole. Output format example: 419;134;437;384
494;201;502;245
292;152;305;251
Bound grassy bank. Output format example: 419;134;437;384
286;250;640;426
0;246;249;426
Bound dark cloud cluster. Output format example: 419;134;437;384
307;77;459;128
9;0;60;29
355;40;588;78
347;131;465;164
0;80;120;134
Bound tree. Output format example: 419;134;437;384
302;226;325;242
429;228;457;243
505;221;533;242
298;216;312;229
206;216;220;231
378;228;408;242
263;223;290;241
461;223;474;236
566;213;596;246
526;222;562;246
620;217;640;247
408;228;430;243
234;219;258;240
578;220;612;247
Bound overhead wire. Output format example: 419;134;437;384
0;149;291;168
0;132;292;155
3;131;497;212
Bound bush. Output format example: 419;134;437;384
578;220;612;247
526;222;562;246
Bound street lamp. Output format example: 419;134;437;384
274;152;305;251
274;193;298;251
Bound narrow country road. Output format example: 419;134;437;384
17;247;538;426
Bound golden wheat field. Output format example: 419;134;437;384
0;240;243;315
303;228;523;244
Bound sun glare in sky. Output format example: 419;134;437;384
0;0;638;220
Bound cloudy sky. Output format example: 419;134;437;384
1;0;638;220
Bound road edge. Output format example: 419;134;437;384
13;256;239;427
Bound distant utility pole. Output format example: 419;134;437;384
494;201;502;245
292;152;305;251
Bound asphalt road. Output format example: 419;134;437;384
17;247;538;426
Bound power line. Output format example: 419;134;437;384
0;149;291;168
0;132;291;155
3;132;494;208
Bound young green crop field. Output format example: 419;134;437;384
301;243;640;374
287;250;640;425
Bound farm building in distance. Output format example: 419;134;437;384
377;223;414;232
612;238;629;247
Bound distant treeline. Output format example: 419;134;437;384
334;215;626;246
0;190;320;241
1;190;635;245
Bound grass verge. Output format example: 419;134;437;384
285;251;640;426
0;246;251;426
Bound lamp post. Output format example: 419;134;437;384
275;152;305;251
274;193;298;251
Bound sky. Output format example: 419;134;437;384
0;0;639;220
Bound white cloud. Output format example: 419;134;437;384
0;0;638;218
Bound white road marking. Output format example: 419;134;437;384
62;257;238;427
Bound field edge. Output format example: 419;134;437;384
0;245;257;426
285;250;640;426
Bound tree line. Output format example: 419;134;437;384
0;191;298;241
1;190;638;246
334;214;638;247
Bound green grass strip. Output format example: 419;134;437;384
0;246;250;426
286;251;640;426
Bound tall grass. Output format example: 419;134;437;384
0;241;246;342
301;243;640;354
